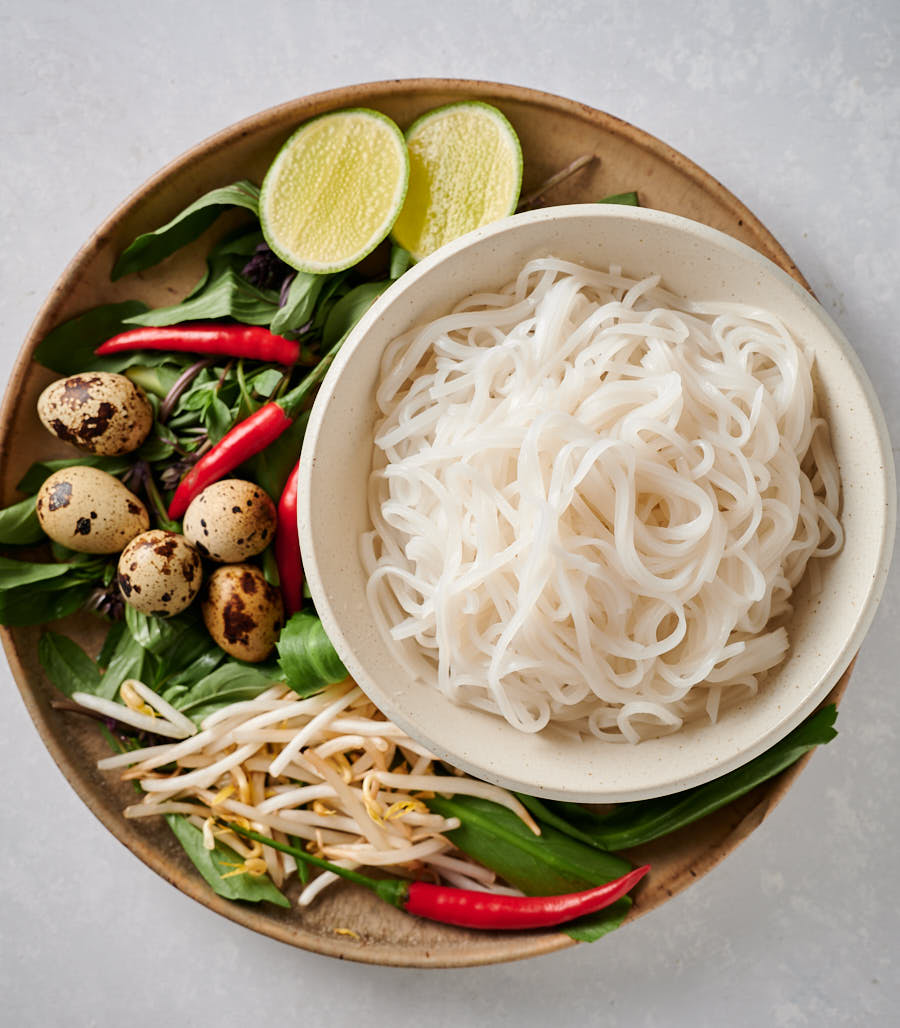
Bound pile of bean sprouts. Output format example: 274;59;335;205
91;679;536;904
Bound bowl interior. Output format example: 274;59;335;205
300;204;894;803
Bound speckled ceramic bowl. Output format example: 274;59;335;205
300;204;895;804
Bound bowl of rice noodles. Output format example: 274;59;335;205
299;204;894;803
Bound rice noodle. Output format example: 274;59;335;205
362;258;843;740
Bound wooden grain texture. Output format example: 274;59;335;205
0;78;845;968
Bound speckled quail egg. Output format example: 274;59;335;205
35;466;149;553
201;563;284;662
117;530;203;617
37;372;153;456
183;479;277;563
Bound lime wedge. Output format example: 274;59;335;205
391;102;523;261
260;108;409;274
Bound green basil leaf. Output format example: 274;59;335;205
165;814;290;907
563;897;631;943
123;255;280;328
97;627;151;699
322;280;390;348
33;301;151;375
249;409;308;500
249;368;284;399
172;661;278;722
270;273;330;335
0;579;93;626
124;607;213;683
0;556;77;589
111;180;260;280
277;612;348;698
0;495;45;545
533;705;839;852
16;456;131;495
98;621;127;669
38;631;102;697
597;190;640;206
425;795;631;895
204;394;235;444
389;244;413;279
209;228;266;259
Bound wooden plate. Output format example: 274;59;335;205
0;78;849;968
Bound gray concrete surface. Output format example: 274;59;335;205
1;1;897;1024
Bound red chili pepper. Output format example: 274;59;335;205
96;323;299;365
275;459;303;616
166;338;342;519
229;824;648;930
167;402;292;519
401;867;649;929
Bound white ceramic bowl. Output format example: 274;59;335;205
299;205;895;803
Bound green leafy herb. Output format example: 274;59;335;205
389;244;413;279
0;579;94;627
276;612;348;698
0;556;79;589
426;795;631;894
111;180;261;280
521;705;839;853
170;661;277;722
165;814;290;907
16;456;131;495
562;898;631;943
0;496;46;545
33;301;151;375
598;191;640;206
38;631;102;697
270;273;331;335
123;254;280;328
98;621;127;669
250;410;309;499
321;280;390;348
97;627;149;700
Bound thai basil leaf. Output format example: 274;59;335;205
161;647;227;700
204;394;235;444
563;898;631;943
0;578;93;626
523;705;839;853
270;273;330;335
598;191;640;206
38;631;102;697
249;409;308;500
97;627;151;699
98;620;127;669
16;456;131;495
276;612;348;698
123;254;280;328
33;301;151;375
209;227;266;260
124;362;191;399
322;280;390;348
124;607;213;684
165;814;290;907
389;244;413;279
171;661;278;722
0;496;45;545
111;180;260;280
0;557;78;589
425;795;631;895
249;368;284;399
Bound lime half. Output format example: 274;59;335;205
260;108;409;274
391;101;523;262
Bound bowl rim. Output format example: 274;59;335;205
300;202;896;803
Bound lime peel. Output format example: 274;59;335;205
260;108;409;275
